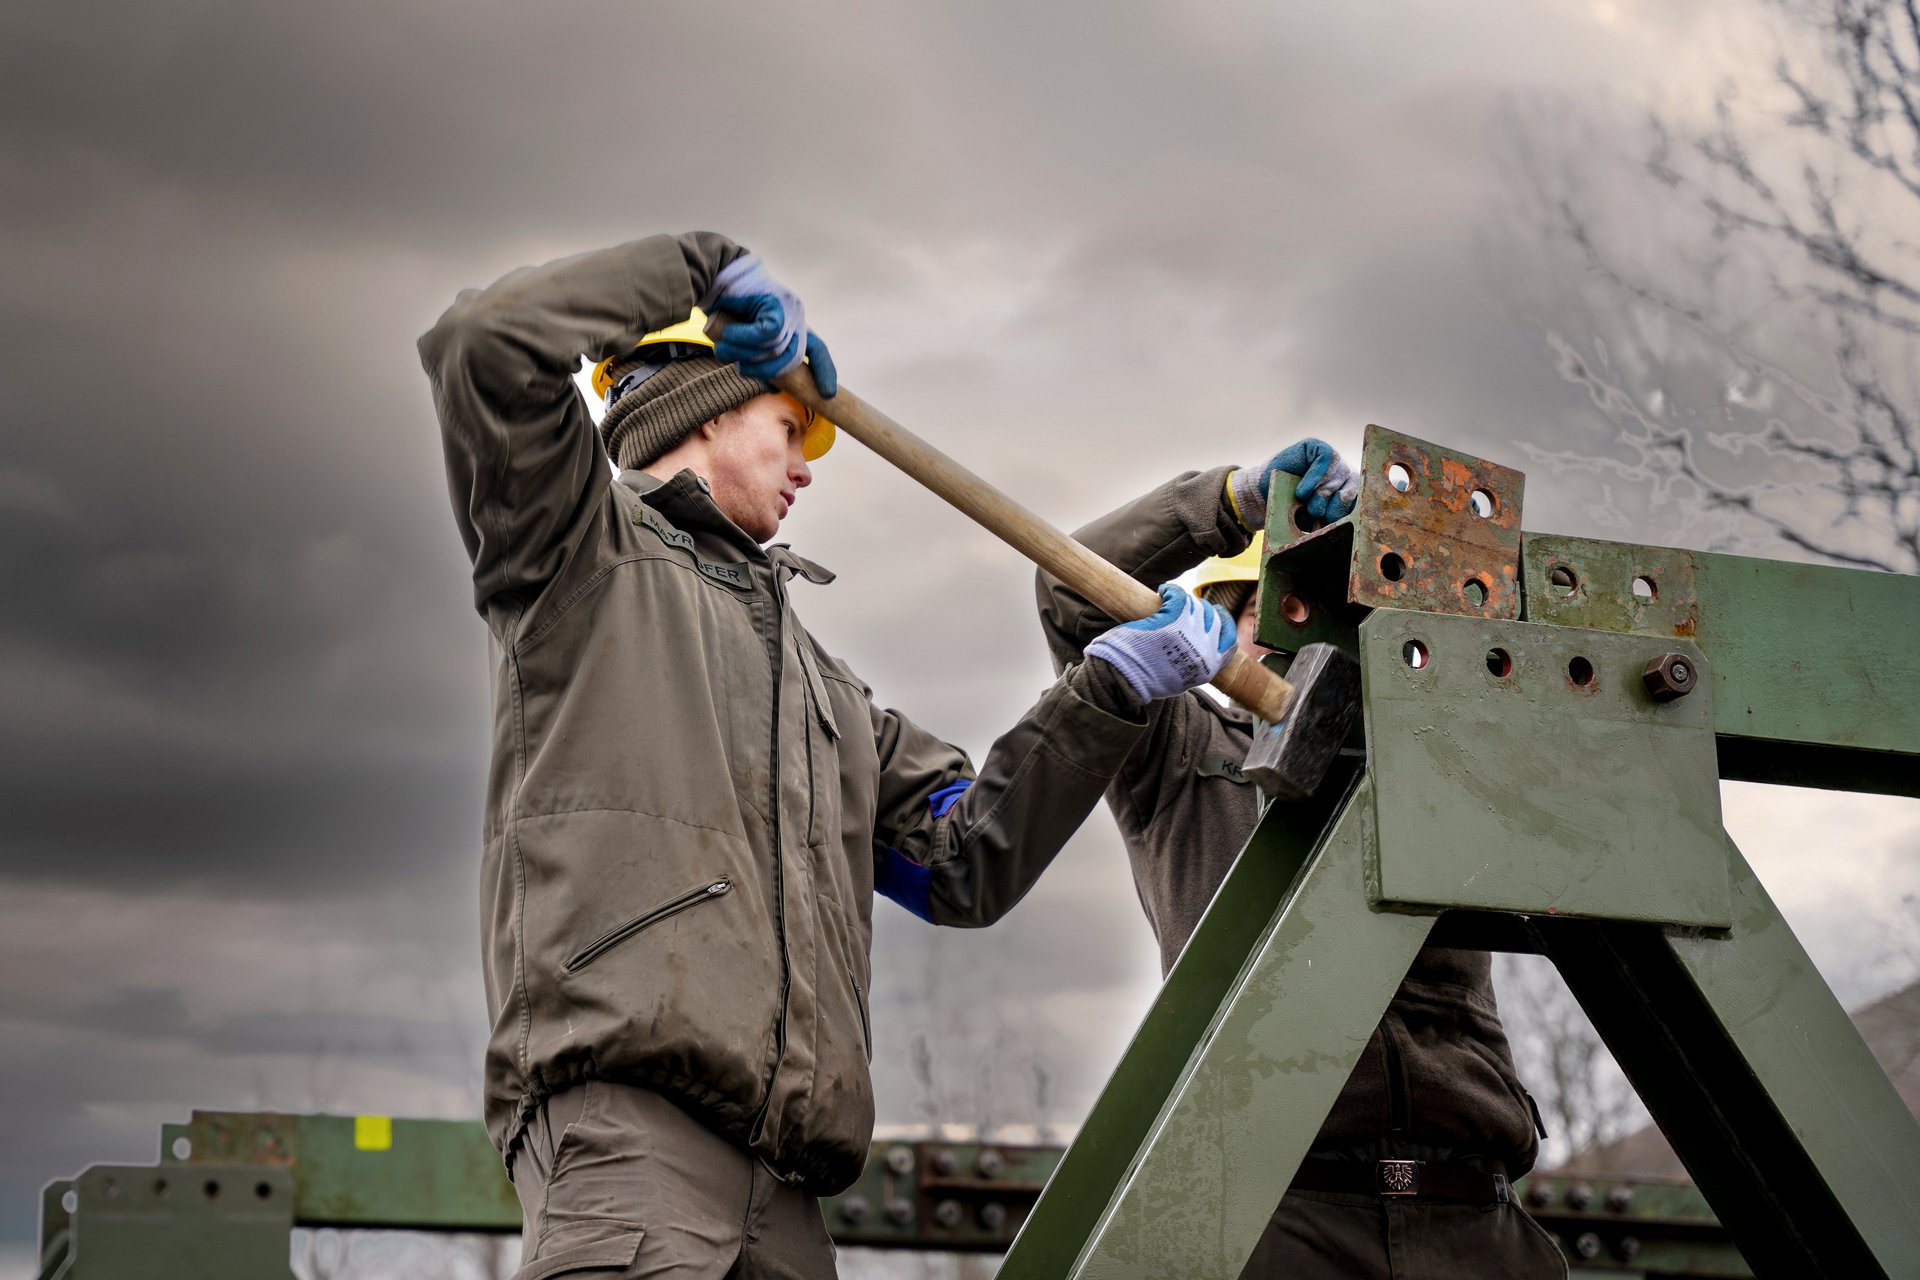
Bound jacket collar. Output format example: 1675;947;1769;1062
617;468;835;583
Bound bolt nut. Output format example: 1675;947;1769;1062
980;1201;1009;1232
1605;1184;1633;1212
1642;652;1697;701
933;1198;963;1228
976;1149;1004;1178
1566;1183;1595;1211
884;1145;915;1176
1615;1235;1642;1262
839;1195;870;1224
931;1149;958;1176
1573;1231;1602;1260
1524;1180;1554;1209
885;1197;914;1225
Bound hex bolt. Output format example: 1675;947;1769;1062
976;1149;1004;1178
1566;1183;1594;1211
839;1195;870;1224
1524;1180;1554;1209
1615;1235;1642;1262
980;1201;1009;1232
933;1198;963;1228
885;1197;914;1225
1642;653;1697;701
931;1149;959;1176
1573;1231;1602;1260
1605;1185;1633;1213
885;1145;915;1176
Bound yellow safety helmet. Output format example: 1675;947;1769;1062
1192;533;1265;600
591;307;836;461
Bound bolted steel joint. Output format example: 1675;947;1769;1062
1642;652;1697;701
839;1195;870;1224
933;1198;963;1228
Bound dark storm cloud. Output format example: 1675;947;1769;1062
8;0;1903;1269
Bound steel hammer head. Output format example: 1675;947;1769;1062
1242;643;1363;801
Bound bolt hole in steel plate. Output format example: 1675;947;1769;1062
1387;462;1413;492
1280;593;1312;626
1567;655;1596;688
1403;639;1429;669
1631;575;1657;600
1486;647;1512;678
1380;551;1408;582
1462;577;1488;607
1360;610;1730;926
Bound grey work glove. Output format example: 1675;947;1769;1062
1085;584;1235;703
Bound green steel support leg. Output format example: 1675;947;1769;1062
999;760;1362;1279
1072;777;1433;1280
1541;840;1920;1280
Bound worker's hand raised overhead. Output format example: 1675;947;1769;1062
705;254;838;395
1085;584;1236;704
1232;437;1359;529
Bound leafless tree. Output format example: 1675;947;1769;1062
1507;0;1919;573
1493;1;1917;1169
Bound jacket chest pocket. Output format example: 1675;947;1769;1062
793;631;843;850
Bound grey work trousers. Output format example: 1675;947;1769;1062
509;1080;837;1280
1242;1189;1569;1279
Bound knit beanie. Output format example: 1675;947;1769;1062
600;353;767;471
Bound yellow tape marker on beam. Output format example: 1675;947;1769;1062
354;1115;393;1152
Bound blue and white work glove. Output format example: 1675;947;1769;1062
703;254;838;396
1085;584;1236;704
1231;438;1359;529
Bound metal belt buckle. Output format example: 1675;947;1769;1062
1377;1159;1422;1197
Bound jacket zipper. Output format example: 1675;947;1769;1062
850;968;872;1062
749;582;794;1147
1380;1014;1411;1132
562;879;730;973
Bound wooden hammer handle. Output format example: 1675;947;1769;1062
729;340;1297;724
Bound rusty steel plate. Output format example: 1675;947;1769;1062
1258;425;1525;651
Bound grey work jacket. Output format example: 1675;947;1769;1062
419;233;1147;1193
1037;469;1541;1171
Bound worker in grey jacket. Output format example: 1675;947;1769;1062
1037;456;1567;1279
419;231;1240;1280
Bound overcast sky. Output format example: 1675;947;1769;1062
4;0;1916;1273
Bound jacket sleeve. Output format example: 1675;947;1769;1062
870;659;1149;928
1035;465;1253;673
417;232;749;613
1032;467;1255;831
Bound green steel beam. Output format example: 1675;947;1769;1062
1067;778;1435;1280
40;1165;295;1280
1537;839;1920;1279
997;756;1363;1278
1520;535;1920;795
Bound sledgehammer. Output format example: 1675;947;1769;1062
707;321;1362;800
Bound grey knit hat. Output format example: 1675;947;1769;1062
600;354;766;471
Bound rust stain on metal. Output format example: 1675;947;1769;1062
1350;425;1525;620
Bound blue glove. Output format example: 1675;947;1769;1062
1085;584;1236;704
1234;438;1359;526
705;255;837;396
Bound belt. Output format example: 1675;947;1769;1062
1289;1158;1511;1204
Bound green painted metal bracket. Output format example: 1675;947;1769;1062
1520;535;1920;795
1360;609;1731;926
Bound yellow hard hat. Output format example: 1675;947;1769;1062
592;307;836;461
1192;533;1265;596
